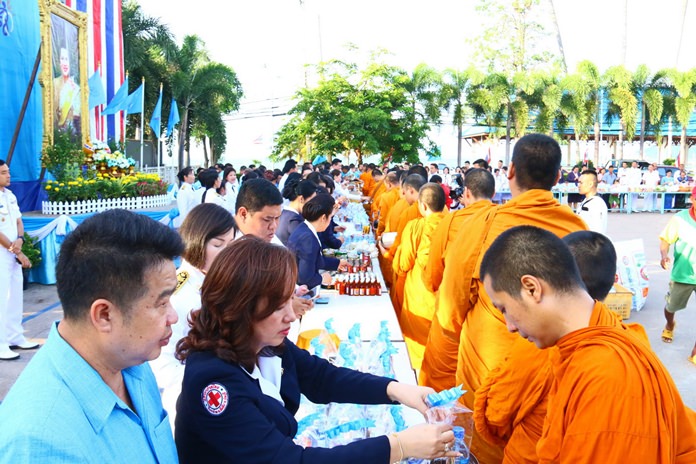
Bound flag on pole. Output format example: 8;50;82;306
126;82;144;114
88;70;107;108
166;98;180;137
150;87;163;138
102;76;129;115
485;146;491;164
583;147;589;166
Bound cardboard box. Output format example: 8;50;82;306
603;283;634;320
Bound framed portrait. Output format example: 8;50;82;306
38;0;88;148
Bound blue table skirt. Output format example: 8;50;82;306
23;210;174;285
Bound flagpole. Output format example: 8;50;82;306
123;71;129;157
140;77;145;170
158;83;163;170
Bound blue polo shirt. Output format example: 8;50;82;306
0;322;178;463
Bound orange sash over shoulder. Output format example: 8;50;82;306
376;187;400;238
473;301;651;464
422;201;495;293
420;190;587;396
539;325;696;463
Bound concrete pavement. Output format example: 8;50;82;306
1;208;695;409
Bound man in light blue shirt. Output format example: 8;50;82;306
0;210;183;463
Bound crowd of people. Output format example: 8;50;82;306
1;135;696;462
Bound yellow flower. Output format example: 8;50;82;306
54;188;60;192
45;185;52;190
59;183;65;187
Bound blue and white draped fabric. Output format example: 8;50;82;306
23;210;172;284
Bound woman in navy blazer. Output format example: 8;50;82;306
175;237;457;463
287;194;348;289
277;177;318;246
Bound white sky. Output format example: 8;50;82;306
138;0;696;167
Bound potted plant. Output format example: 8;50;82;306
20;233;42;290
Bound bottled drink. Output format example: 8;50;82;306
452;426;470;463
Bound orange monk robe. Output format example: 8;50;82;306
379;197;409;289
393;212;446;370
422;201;496;294
360;171;375;196
368;180;386;220
473;301;651;464
376;187;401;238
389;203;422;315
538;325;696;463
420;189;587;396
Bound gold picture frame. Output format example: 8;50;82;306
38;0;89;148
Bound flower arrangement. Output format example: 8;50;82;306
44;173;168;203
92;148;135;169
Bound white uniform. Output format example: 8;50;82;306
150;260;204;431
642;170;661;212
0;187;29;351
175;183;198;227
577;195;608;235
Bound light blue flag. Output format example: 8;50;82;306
166;98;180;137
150;89;163;138
126;83;144;114
88;70;106;108
102;76;129;115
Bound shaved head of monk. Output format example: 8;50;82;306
510;133;562;192
480;225;593;349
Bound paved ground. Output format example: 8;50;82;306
2;207;695;409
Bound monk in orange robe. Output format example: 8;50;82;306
367;169;386;220
421;135;588;403
375;172;400;238
386;174;425;315
422;168;496;294
360;164;376;196
393;183;447;369
479;225;696;463
474;231;650;463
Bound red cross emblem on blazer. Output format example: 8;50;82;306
202;383;228;415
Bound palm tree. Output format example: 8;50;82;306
170;36;243;167
631;65;667;159
603;65;638;160
667;68;696;166
467;70;508;155
121;1;175;141
560;61;601;165
440;68;472;167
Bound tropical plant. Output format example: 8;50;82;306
21;233;42;268
42;129;84;182
440;67;472;166
667;68;696;166
44;173;168;203
122;1;176;141
631;65;667;159
170;35;243;168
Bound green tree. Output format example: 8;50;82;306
560;61;602;165
471;0;561;75
467;70;507;142
631;65;667;159
603;65;638;160
170;36;243;168
273;55;436;164
440;67;473;166
667;68;696;166
122;1;175;141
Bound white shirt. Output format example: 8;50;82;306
304;220;321;245
0;187;20;241
175;183;198;227
243;356;284;405
202;188;227;208
577;195;608;235
643;170;661;188
627;167;643;187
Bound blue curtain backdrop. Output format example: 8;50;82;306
0;1;44;211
